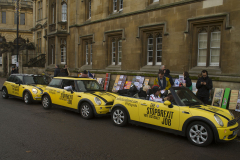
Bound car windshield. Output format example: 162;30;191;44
24;76;48;85
174;88;203;106
76;80;104;92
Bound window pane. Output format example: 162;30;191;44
14;13;18;24
199;41;207;48
199;33;207;41
211;56;220;63
199;56;207;63
157;57;162;62
157;51;162;57
148;51;153;57
148;38;153;44
2;12;6;24
148;57;153;62
20;13;25;25
199;49;207;56
148;45;153;50
113;0;117;11
119;0;123;10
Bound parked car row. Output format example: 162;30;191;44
2;74;239;147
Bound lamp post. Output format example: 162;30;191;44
15;0;21;65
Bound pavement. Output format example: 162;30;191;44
0;77;7;91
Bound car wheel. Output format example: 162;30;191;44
24;92;32;104
2;88;9;99
112;107;128;127
80;102;93;119
42;95;52;110
187;121;213;147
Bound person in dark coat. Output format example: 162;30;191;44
183;71;192;89
164;69;174;86
54;65;61;77
196;70;213;104
11;66;18;74
138;85;151;98
81;70;89;78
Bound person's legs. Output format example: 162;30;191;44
197;95;204;103
203;97;209;105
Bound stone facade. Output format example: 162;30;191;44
0;0;33;44
31;0;239;78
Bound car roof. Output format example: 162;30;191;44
53;76;94;80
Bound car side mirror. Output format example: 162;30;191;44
15;81;20;86
164;100;173;108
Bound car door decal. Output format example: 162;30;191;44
59;91;73;104
116;97;138;107
197;107;230;121
90;93;108;103
12;85;19;95
144;103;174;126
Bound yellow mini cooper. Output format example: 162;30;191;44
41;77;117;119
111;87;239;147
2;74;48;104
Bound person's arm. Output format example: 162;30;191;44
165;78;171;90
196;79;202;89
169;77;174;86
205;78;213;90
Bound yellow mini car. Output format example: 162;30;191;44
2;74;48;104
111;87;239;147
41;77;117;119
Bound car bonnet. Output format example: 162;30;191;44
86;91;117;103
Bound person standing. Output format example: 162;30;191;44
183;71;192;90
154;70;171;91
54;65;61;77
11;66;18;74
196;70;213;104
63;64;70;76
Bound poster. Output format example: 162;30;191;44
179;75;184;84
229;90;239;110
131;76;145;90
124;81;132;89
12;55;17;64
144;79;149;86
0;57;2;64
221;88;230;109
235;91;240;112
211;88;224;107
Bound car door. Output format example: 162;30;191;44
47;78;62;105
4;76;14;96
15;76;24;98
11;76;20;96
139;99;180;131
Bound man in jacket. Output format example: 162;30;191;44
54;65;61;77
154;70;171;91
164;69;174;86
196;70;213;104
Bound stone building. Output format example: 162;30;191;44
0;0;33;46
31;0;240;83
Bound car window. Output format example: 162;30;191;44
48;79;62;88
76;80;104;92
23;76;48;85
7;76;14;82
62;79;75;90
16;76;23;84
174;89;203;106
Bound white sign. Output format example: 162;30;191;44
12;55;17;64
0;57;2;64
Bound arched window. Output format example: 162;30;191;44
61;0;67;22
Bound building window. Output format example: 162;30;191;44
146;32;162;65
38;1;42;20
51;3;56;24
60;39;67;64
61;1;67;22
20;13;25;25
37;32;42;53
14;13;18;24
89;0;91;19
153;0;159;2
84;40;93;65
2;12;6;24
197;26;221;67
112;0;123;13
111;37;122;65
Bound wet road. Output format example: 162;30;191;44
0;95;240;160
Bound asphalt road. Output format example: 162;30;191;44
0;95;240;160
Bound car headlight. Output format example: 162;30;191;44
229;111;235;118
94;97;102;105
32;88;38;94
214;114;224;127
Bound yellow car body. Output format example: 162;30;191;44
2;74;47;104
41;77;117;119
111;87;239;146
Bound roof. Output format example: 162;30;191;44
53;76;94;80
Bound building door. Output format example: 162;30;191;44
48;38;55;65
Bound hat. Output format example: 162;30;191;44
143;85;151;92
152;86;161;94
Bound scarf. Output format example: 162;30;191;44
158;76;166;90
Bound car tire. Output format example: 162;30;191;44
187;121;213;147
42;95;52;110
111;107;128;127
2;88;9;99
80;102;93;119
24;92;32;104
